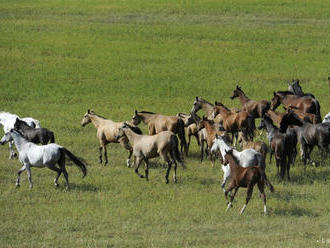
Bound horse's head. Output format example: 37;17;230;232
132;110;142;125
230;85;242;100
191;97;203;114
81;109;93;127
0;130;13;145
223;149;234;166
270;92;282;110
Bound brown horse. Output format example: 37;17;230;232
270;91;321;123
197;116;230;166
266;110;286;127
230;85;270;118
116;123;185;184
223;149;274;215
213;101;255;142
81;110;142;166
132;110;188;156
283;105;318;124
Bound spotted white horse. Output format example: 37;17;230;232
0;112;40;159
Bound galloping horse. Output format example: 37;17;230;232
116;123;185;184
132;110;188;156
213;101;255;142
230;86;270;118
0;129;86;189
81;110;142;166
270;91;321;123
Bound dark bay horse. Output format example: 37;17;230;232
230;86;270;118
14;118;55;145
288;79;315;99
270;91;321;123
132;111;188;156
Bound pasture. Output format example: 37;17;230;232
0;0;330;247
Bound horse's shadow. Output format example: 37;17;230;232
272;205;319;217
287;165;330;185
65;182;98;192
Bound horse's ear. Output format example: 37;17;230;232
202;115;206;120
135;110;138;115
215;101;218;105
215;134;219;139
87;109;90;113
273;91;277;96
15;117;19;123
196;96;198;100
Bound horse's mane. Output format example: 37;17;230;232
215;102;231;112
276;91;294;95
197;97;214;106
139;111;157;115
124;122;143;134
89;111;107;119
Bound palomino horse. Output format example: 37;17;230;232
223;149;274;215
230;85;270;118
81;110;142;166
213;101;255;142
14;118;55;145
0;129;86;189
132;110;188;156
270;91;321;123
116;123;185;184
0;112;41;159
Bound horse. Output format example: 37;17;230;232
270;91;321;123
242;140;268;162
283;105;317;124
0;112;41;159
288;79;315;99
14;118;55;145
176;112;200;155
223;149;274;215
213;101;255;143
132;110;187;156
323;112;330;123
81;109;142;166
190;97;215;120
230;85;270;118
266;110;286;127
196;116;231;166
116;123;185;184
293;119;330;166
210;134;265;192
258;112;301;180
0;129;87;189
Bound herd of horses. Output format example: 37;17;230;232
1;80;329;214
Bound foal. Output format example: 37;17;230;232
223;150;274;215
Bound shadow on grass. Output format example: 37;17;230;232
287;165;330;185
273;205;319;217
68;182;98;192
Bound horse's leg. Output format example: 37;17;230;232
143;159;149;181
221;164;230;192
172;159;178;183
286;155;291;181
225;185;238;212
16;164;26;187
187;133;191;155
98;146;103;164
200;140;204;162
240;185;254;215
103;144;108;166
25;164;33;189
9;141;17;159
48;166;62;187
134;157;144;179
127;148;133;168
257;182;267;214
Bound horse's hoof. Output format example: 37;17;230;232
15;184;20;188
165;179;169;184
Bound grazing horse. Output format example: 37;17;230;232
213;101;255;142
210;134;265;192
116;123;185;184
132;110;188;156
270;91;321;123
223;149;274;215
0;112;41;159
0;130;86;189
81;110;142;166
14;118;55;145
294;119;330;166
230;85;270;118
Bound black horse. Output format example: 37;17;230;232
14;118;55;145
288;79;315;99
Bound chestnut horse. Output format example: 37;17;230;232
270;91;321;123
132;111;188;156
223;149;274;215
230;85;270;118
81;110;142;166
213;101;255;142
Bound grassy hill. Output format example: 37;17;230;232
0;0;329;247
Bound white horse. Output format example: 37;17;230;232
0;129;87;189
211;134;265;192
0;112;41;159
323;112;330;123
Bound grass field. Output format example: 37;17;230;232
0;0;330;247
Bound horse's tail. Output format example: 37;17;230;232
247;115;255;139
260;170;274;192
312;98;321;123
61;148;87;177
177;118;188;156
170;135;185;168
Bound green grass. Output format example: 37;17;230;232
0;0;330;247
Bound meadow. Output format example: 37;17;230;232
0;0;330;247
